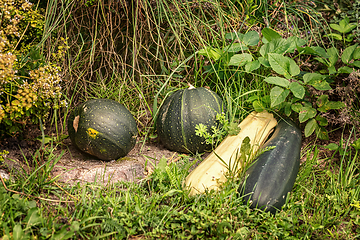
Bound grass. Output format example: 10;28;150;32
1;134;360;239
1;0;360;239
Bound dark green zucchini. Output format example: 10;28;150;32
239;119;301;213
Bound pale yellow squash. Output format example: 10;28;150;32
184;110;277;196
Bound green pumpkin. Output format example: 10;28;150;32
67;99;137;160
156;85;225;153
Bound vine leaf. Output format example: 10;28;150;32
268;53;300;79
270;86;289;108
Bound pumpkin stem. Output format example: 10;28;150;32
188;83;196;89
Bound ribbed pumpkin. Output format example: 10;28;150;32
156;85;225;153
67;99;137;160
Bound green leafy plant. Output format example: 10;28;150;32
195;113;240;148
0;0;67;136
310;43;360;74
144;155;195;194
198;28;355;139
0;192;45;239
326;17;357;44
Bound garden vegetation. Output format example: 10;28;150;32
1;0;360;239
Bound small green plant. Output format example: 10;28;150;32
0;192;45;239
326;16;357;45
143;154;196;200
195;113;240;148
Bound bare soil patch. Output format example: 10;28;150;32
1;134;181;185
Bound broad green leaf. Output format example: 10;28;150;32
339;17;350;29
162;189;183;198
52;221;80;240
240;136;251;156
339;17;357;33
270;86;289;108
330;20;355;34
228;53;253;67
327;47;339;66
310;46;330;58
70;221;80;232
324;143;339;151
345;34;354;42
224;42;248;53
283;102;292;116
259;43;275;57
318;101;346;112
268;53;291;78
289;59;300;76
305;119;317;137
297;46;317;55
315;115;328;126
245;60;260;72
337;66;354;74
247;95;258;102
198;47;222;60
353;47;360;59
316;126;329;140
316;95;329;108
310;80;332;91
299;106;317;123
258;57;270;67
268;53;299;78
291;102;302;113
289;82;305;99
27;200;37;208
341;44;358;63
157;156;168;172
350;61;360;68
273;38;293;54
243;31;259;46
253;100;265;112
225;32;244;41
288;36;307;49
261;28;282;43
264;76;290;88
303;101;313;108
314;57;329;66
260;38;292;55
328;66;337;74
13;225;23;240
351;138;360;150
325;33;342;41
303;73;331;90
25;208;42;228
330;23;343;33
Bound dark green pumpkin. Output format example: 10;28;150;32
67;99;137;160
156;86;225;153
239;119;301;213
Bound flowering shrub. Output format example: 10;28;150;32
0;0;66;136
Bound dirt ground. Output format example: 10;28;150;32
1;134;182;185
0;122;352;186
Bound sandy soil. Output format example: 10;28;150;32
2;137;181;185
